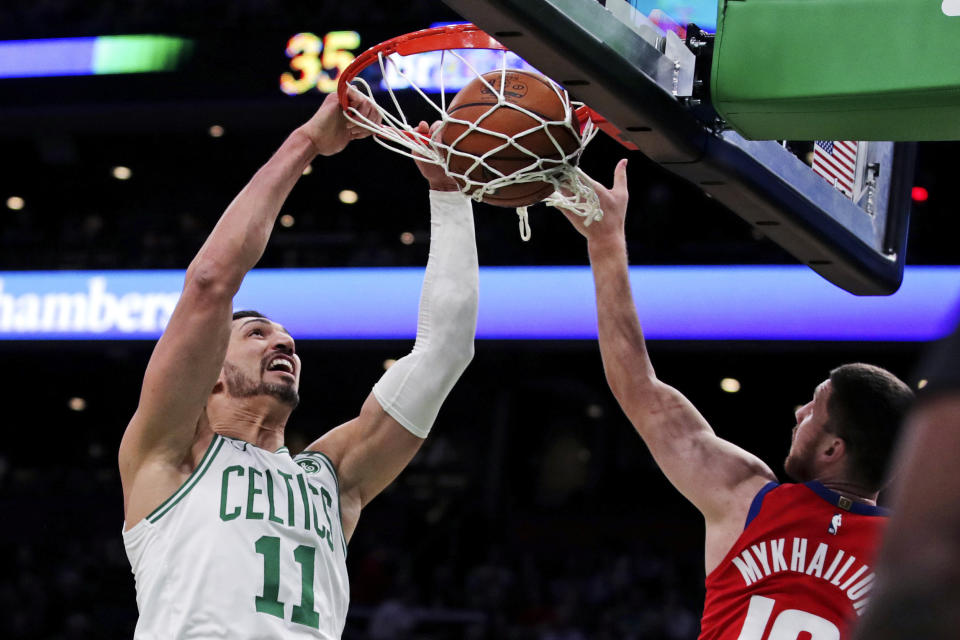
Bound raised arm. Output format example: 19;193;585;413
567;160;776;570
119;91;376;524
308;122;478;541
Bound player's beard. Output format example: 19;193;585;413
783;451;813;482
783;431;816;482
223;361;299;408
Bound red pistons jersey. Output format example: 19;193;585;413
699;482;887;640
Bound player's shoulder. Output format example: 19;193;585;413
755;480;837;503
748;480;889;524
292;449;340;485
743;481;825;526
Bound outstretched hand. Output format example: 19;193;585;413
413;121;460;192
299;87;380;157
561;158;629;243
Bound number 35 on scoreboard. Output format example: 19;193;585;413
280;31;360;95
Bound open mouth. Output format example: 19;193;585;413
265;356;295;376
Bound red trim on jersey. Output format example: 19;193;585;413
699;483;887;640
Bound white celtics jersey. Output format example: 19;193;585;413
123;434;349;639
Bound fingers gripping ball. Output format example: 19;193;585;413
440;70;582;208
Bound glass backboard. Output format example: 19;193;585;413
442;0;916;295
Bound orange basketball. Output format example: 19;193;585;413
441;70;581;208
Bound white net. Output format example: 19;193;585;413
341;48;601;240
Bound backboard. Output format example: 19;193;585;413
441;0;917;295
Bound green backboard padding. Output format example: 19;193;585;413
712;0;960;140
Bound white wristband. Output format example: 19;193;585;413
372;190;478;438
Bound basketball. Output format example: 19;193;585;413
441;69;581;207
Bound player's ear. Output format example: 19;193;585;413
822;436;845;460
211;371;226;395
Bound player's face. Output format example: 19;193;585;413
784;380;833;481
221;317;301;407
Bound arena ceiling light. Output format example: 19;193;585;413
720;378;741;393
0;35;193;79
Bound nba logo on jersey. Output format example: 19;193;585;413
829;513;842;535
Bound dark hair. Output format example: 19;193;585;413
826;363;914;491
232;310;267;321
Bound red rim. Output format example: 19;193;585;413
335;24;630;149
337;23;507;108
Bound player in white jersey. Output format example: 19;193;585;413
118;92;479;639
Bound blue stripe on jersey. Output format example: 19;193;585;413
805;481;890;516
744;481;779;529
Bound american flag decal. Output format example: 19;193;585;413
812;140;860;198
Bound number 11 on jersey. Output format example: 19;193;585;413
255;535;321;629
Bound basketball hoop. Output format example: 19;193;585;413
336;23;605;240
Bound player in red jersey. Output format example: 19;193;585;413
563;161;914;640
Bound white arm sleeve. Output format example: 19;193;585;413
372;190;478;438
